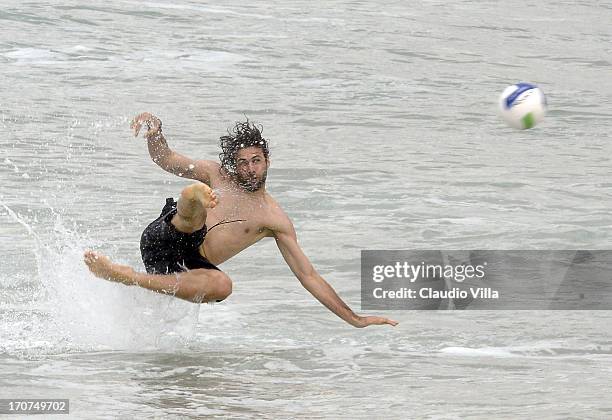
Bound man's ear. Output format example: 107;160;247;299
266;157;271;168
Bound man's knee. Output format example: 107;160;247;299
190;269;232;302
210;270;232;301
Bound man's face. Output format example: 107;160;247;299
234;146;269;192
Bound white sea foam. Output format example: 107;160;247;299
2;47;64;65
439;341;612;359
439;346;517;358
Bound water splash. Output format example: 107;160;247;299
0;202;202;357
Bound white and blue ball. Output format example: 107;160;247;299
498;83;547;129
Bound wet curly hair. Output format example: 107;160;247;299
218;119;270;175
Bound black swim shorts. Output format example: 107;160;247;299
140;198;220;274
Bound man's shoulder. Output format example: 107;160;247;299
201;161;232;185
187;160;221;184
195;159;221;173
263;194;293;234
264;193;286;216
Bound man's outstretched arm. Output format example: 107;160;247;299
273;216;398;328
131;112;218;185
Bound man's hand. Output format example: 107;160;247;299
131;112;162;139
352;315;399;328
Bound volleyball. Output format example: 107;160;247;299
498;83;547;129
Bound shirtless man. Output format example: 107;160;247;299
84;112;397;328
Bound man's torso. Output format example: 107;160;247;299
199;170;281;265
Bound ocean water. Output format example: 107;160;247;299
1;0;612;418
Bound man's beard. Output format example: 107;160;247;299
236;170;267;192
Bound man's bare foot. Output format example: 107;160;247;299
181;182;218;209
84;250;136;286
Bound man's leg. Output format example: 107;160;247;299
83;182;229;303
83;251;231;303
